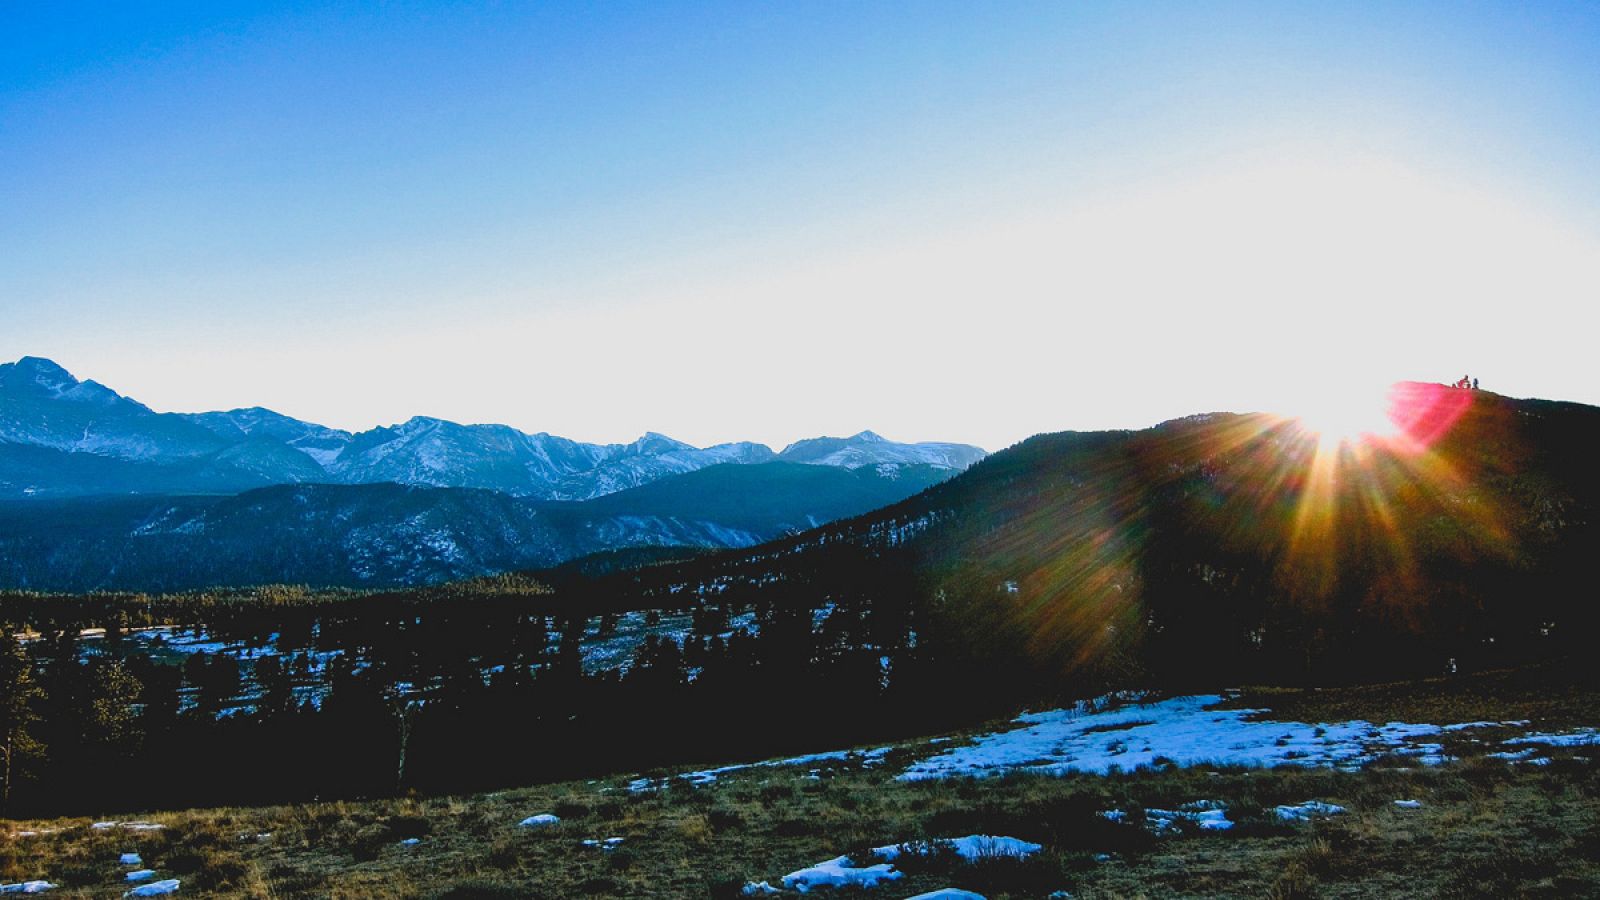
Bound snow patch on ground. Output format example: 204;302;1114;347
631;745;892;792
898;694;1457;780
0;883;55;894
1488;748;1546;763
124;879;180;897
1274;801;1346;822
781;855;901;892
518;814;560;827
1143;801;1232;833
1503;728;1600;748
779;835;1039;893
876;835;1043;862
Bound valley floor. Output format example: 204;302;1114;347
5;663;1599;899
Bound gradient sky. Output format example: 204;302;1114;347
4;2;1598;451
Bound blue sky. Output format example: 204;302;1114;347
4;2;1598;449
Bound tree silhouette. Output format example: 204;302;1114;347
0;633;43;815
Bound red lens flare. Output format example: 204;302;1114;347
1385;381;1475;453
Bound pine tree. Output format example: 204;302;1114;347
384;684;422;794
0;634;43;815
255;655;295;719
79;657;144;754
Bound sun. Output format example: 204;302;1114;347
1291;382;1401;453
1284;379;1478;460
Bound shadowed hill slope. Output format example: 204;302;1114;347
580;384;1600;690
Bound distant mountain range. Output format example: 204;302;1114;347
0;356;986;499
0;356;986;589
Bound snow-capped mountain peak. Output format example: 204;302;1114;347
1;357;151;412
623;432;697;456
778;431;986;471
5;356;77;394
396;415;446;434
0;356;987;499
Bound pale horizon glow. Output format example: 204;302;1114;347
4;4;1598;452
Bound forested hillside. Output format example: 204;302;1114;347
0;463;954;591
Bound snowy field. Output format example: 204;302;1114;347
896;693;1573;780
627;692;1592;796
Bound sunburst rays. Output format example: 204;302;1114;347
968;382;1509;675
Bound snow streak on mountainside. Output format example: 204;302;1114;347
0;358;985;498
182;407;354;467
